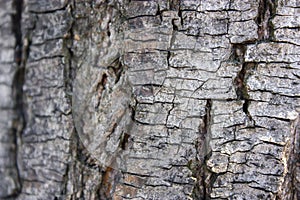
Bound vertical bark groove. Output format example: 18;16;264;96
10;0;24;198
256;0;276;41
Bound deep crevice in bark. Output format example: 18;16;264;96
235;63;257;127
62;1;76;101
170;0;180;11
203;100;212;136
94;73;108;109
60;162;70;198
235;62;257;126
11;68;25;198
256;0;276;41
202;100;215;200
67;128;102;199
99;166;122;200
109;58;124;84
130;100;138;122
231;43;256;127
229;44;246;64
9;0;25;198
280;115;300;199
192;99;212;199
63;39;75;100
166;95;176;128
12;0;23;65
120;133;130;150
291;117;300;199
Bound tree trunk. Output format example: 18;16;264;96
0;0;299;199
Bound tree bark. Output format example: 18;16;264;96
0;0;299;199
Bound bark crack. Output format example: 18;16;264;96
256;0;276;41
191;99;212;199
232;44;256;127
280;115;300;199
99;166;121;200
9;0;25;198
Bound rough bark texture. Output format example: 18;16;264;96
0;0;299;199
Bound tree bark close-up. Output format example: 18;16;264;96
0;0;299;199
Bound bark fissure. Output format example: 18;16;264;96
99;167;121;200
291;116;300;199
232;44;256;126
12;0;23;65
256;0;276;41
191;99;212;199
280;115;300;199
9;0;25;198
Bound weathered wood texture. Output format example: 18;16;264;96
0;0;299;199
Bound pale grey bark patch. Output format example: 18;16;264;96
0;0;299;199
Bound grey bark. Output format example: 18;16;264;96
0;0;299;199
